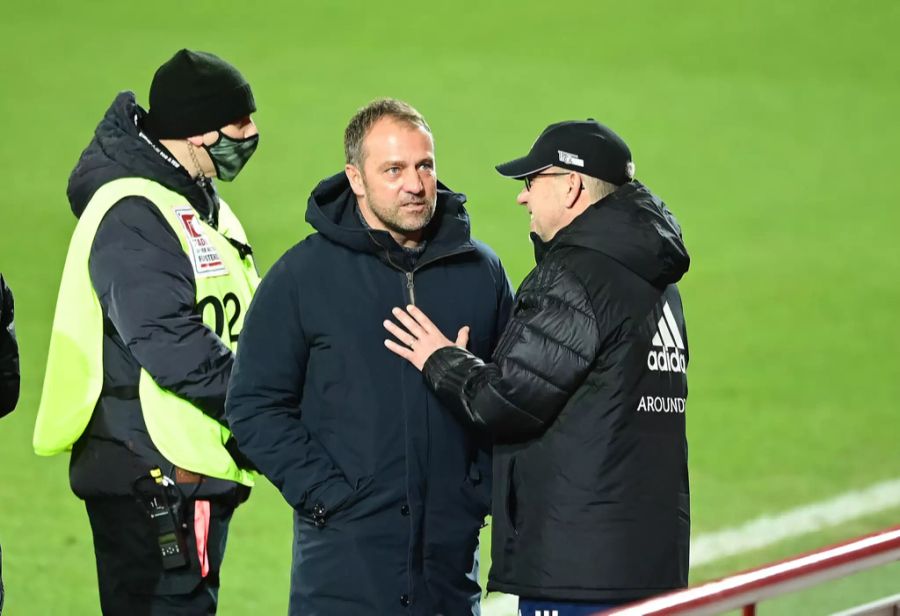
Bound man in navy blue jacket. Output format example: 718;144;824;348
226;98;514;615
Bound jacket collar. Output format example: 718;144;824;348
306;172;476;269
531;181;690;287
67;91;220;225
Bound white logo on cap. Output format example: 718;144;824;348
626;161;636;179
558;150;584;167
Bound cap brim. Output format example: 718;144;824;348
495;155;552;179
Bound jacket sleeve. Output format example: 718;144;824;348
0;275;20;417
424;260;601;441
88;197;233;423
225;253;355;513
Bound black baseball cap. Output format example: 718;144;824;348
496;119;635;185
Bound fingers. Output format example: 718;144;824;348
455;325;470;349
383;306;468;365
383;319;417;347
405;305;437;333
391;306;428;339
384;338;415;360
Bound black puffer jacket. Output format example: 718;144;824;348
65;91;246;499
425;181;691;602
0;274;19;418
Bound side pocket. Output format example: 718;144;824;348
329;475;375;520
296;475;373;526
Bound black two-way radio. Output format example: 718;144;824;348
134;467;189;570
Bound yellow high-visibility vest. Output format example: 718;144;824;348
34;177;258;486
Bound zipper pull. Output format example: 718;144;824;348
406;271;416;305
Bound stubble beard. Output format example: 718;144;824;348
362;182;436;235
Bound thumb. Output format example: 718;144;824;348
455;325;470;349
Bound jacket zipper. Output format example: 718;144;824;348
401;246;473;306
405;271;416;305
366;228;475;308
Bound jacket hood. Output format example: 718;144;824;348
66;91;217;220
539;181;690;287
305;172;476;264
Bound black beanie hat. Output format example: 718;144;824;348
143;49;256;139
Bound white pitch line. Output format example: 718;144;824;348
483;478;900;616
483;593;518;616
691;477;900;566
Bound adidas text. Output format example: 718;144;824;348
647;348;687;373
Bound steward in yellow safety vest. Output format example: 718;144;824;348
33;49;261;614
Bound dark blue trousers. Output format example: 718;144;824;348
518;597;627;616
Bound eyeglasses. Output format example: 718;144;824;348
523;172;570;191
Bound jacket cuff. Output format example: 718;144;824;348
303;478;355;526
423;347;482;396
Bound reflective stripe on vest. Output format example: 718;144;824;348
34;177;258;486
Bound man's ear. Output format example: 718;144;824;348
186;135;206;147
345;164;365;197
564;172;583;209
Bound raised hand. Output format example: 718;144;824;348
383;305;469;371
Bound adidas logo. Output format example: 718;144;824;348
647;301;687;373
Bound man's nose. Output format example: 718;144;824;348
403;168;425;194
516;187;529;205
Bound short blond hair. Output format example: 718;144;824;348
344;98;431;167
581;175;617;201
